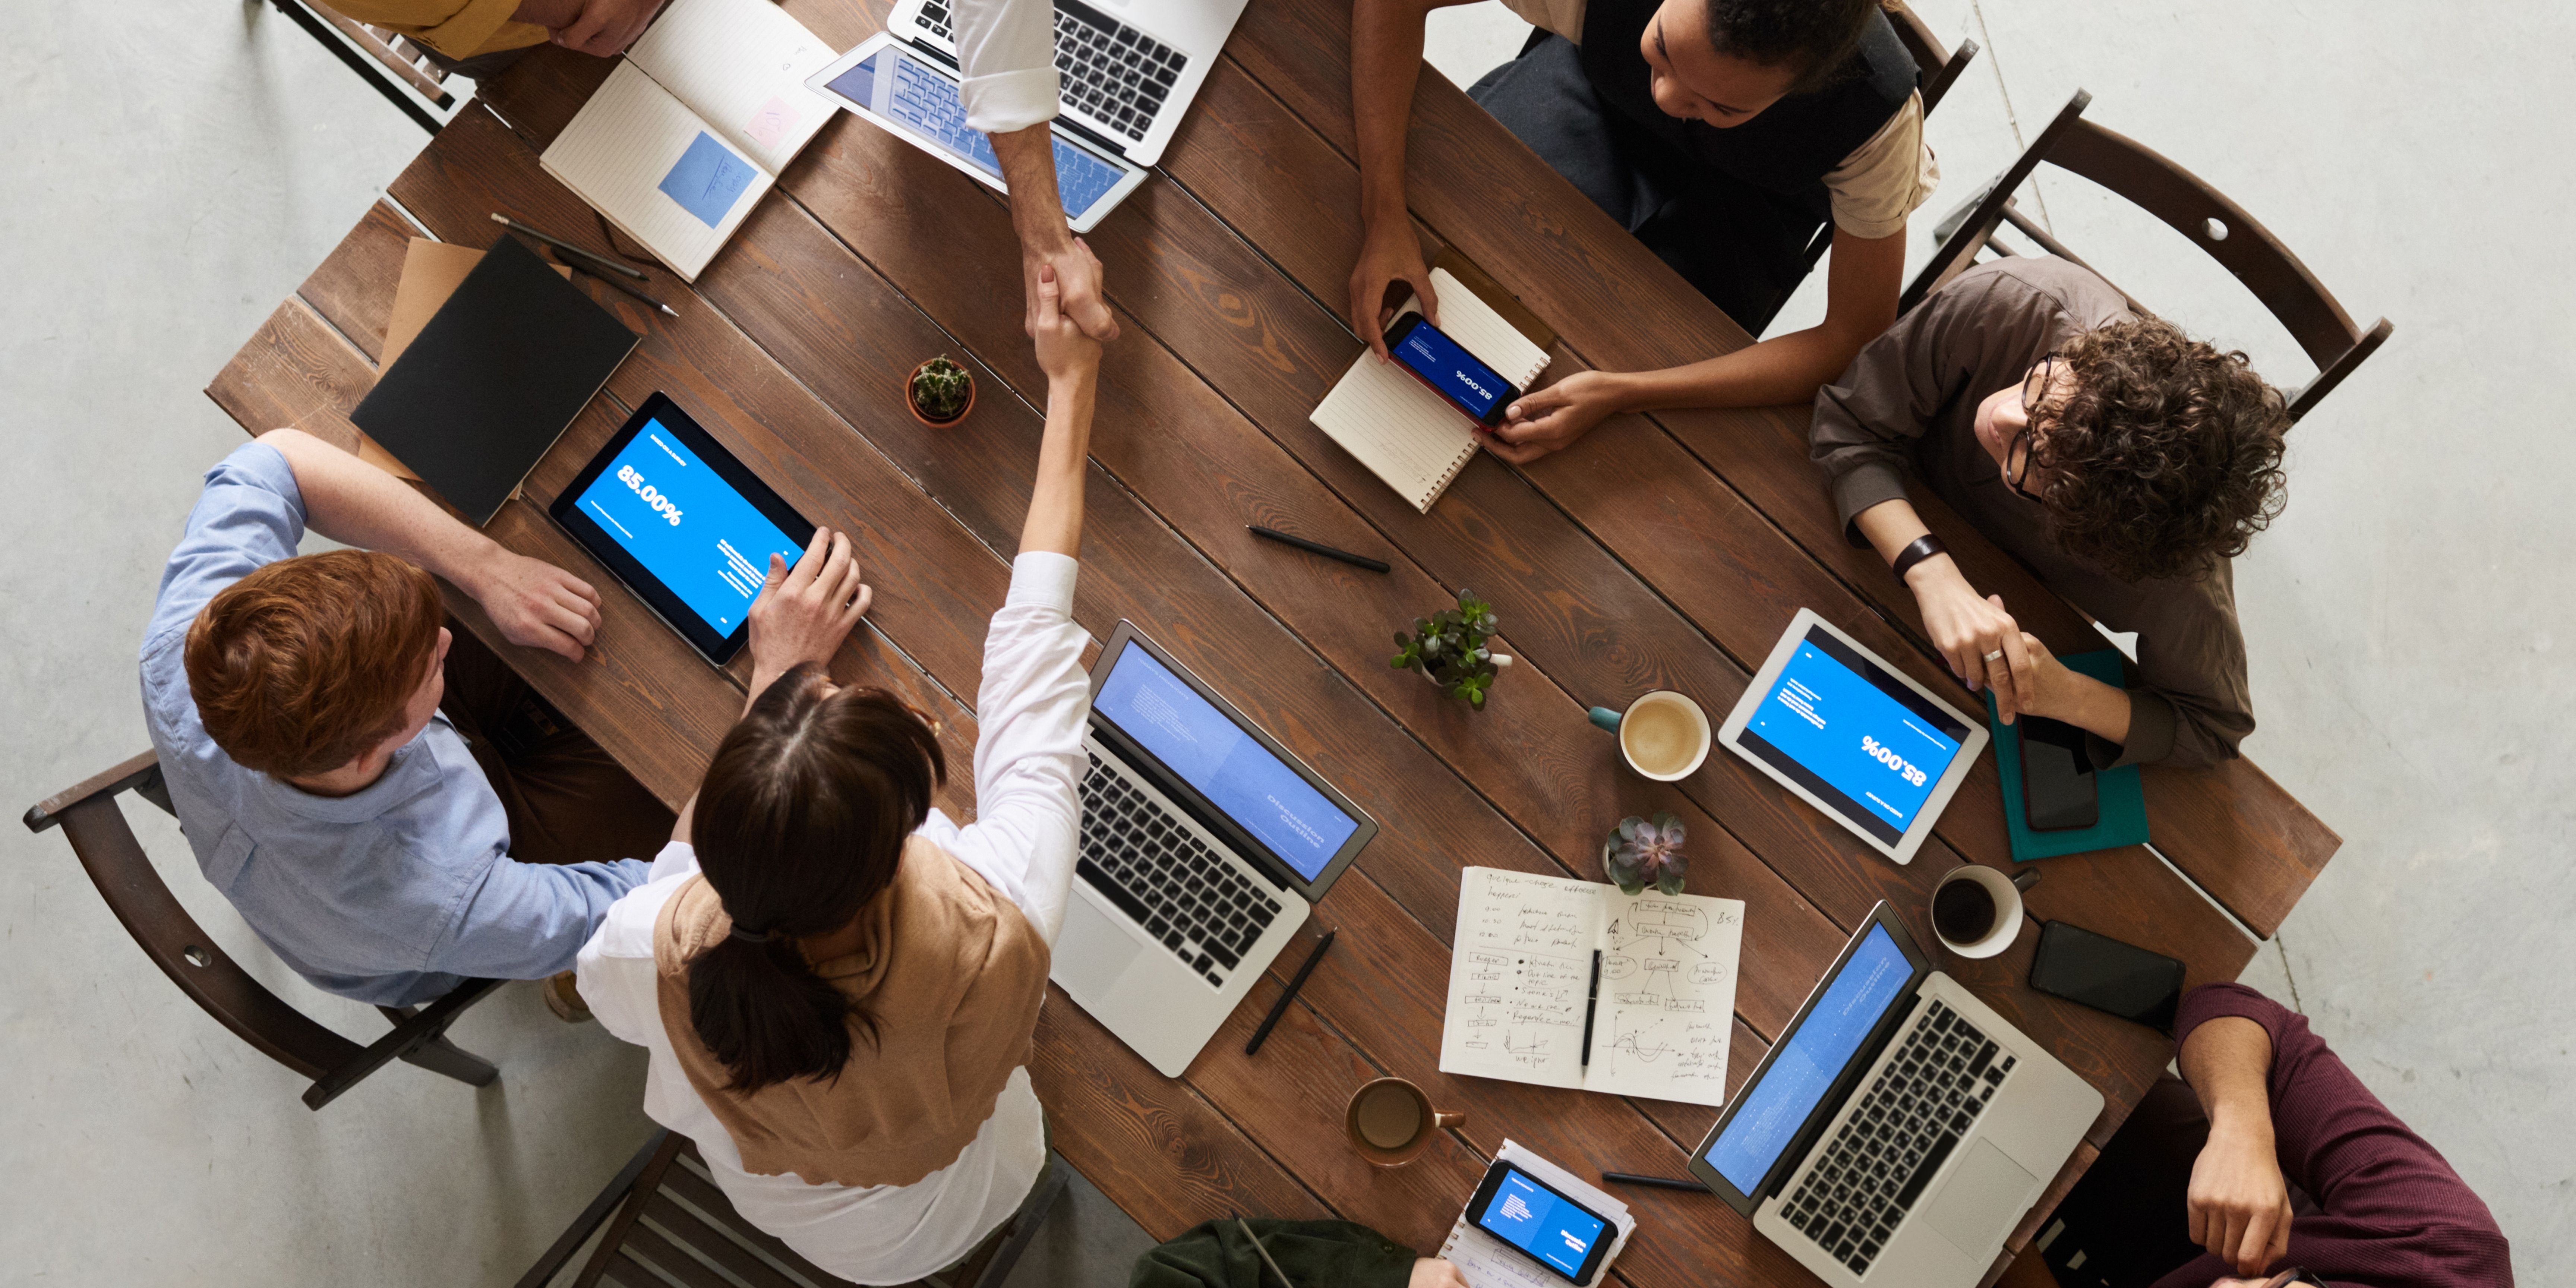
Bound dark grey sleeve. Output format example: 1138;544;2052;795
2087;567;2254;769
1809;273;2007;545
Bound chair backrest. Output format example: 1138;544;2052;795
1884;0;1979;114
265;0;463;133
1903;90;2394;421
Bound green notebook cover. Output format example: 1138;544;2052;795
1986;648;2149;861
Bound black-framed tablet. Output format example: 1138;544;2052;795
548;392;815;666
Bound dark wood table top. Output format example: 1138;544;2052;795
206;0;2337;1280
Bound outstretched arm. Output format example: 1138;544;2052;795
1347;0;1476;359
1021;260;1103;556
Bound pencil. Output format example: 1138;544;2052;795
1600;1171;1709;1193
1247;525;1391;574
490;212;651;280
1236;1218;1300;1288
565;260;682;319
1243;929;1335;1056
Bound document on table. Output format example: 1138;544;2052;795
1439;867;1744;1106
1435;1140;1634;1288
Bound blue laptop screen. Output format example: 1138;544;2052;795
1093;643;1359;881
569;420;802;638
1704;924;1913;1194
825;46;1126;220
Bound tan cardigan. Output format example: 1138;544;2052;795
651;837;1052;1188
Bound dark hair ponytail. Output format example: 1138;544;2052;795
684;664;946;1093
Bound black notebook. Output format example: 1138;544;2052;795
351;234;641;525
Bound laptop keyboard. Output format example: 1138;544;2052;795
1783;1000;2017;1278
916;0;1186;142
1076;752;1282;987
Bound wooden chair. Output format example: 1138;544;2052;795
265;0;465;134
23;751;506;1111
518;1131;1074;1288
1902;90;2395;422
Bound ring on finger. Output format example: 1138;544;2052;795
1983;649;2005;663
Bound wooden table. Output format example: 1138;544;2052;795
208;0;2338;1281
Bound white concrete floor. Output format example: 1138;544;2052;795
2;0;2565;1283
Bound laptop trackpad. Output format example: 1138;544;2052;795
1057;899;1145;993
1925;1141;2039;1257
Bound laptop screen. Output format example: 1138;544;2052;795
1093;641;1362;881
821;45;1128;221
1703;923;1913;1194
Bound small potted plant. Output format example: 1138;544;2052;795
907;354;976;426
1390;589;1512;709
1604;812;1688;895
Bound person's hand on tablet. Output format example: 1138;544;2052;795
746;528;873;701
468;547;603;663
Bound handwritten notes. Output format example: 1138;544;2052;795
1440;868;1745;1105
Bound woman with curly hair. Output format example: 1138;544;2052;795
1809;257;2290;768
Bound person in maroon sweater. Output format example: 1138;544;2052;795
2041;983;2511;1288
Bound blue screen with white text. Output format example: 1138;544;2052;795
826;47;1125;220
1705;924;1912;1193
1741;628;1969;844
1392;317;1511;419
1477;1168;1608;1278
572;422;801;638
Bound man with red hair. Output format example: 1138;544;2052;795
142;430;672;1012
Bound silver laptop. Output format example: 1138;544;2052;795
887;0;1247;165
1052;622;1376;1078
1690;904;2102;1288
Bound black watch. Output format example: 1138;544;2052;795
1891;534;1948;583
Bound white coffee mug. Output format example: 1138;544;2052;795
1929;864;2041;958
1587;690;1712;782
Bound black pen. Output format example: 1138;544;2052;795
1247;525;1390;574
565;260;682;319
1244;929;1335;1056
490;212;651;280
1600;1171;1710;1193
1579;948;1602;1068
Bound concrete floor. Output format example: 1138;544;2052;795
2;0;2566;1283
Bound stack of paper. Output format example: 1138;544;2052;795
1435;1141;1636;1288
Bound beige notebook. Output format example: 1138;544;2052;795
1310;268;1553;513
539;0;836;282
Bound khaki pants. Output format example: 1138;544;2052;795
440;624;677;868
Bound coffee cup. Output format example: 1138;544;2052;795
1930;865;2041;958
1345;1077;1465;1168
1587;691;1712;782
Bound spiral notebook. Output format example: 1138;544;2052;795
1435;1140;1635;1288
1311;266;1554;513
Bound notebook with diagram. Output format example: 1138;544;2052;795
1311;266;1553;513
1439;867;1745;1106
539;0;837;281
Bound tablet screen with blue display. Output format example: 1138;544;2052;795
1737;626;1972;845
550;394;815;665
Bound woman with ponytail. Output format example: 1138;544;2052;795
575;259;1107;1282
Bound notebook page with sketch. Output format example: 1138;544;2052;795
541;61;774;282
1435;1140;1635;1288
1310;268;1552;513
625;0;836;174
1439;867;1745;1106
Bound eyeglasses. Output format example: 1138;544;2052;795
2005;353;2058;502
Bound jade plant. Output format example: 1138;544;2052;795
910;356;974;422
1390;589;1510;709
1605;812;1688;895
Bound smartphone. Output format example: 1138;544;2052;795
2017;715;2098;831
1383;313;1521;427
1464;1160;1616;1284
2029;921;2185;1032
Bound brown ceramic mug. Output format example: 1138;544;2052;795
1345;1077;1465;1167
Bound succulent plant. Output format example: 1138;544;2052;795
1390;589;1511;709
910;356;973;421
1606;812;1688;896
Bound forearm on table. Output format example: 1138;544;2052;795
992;126;1073;254
1593;318;1878;413
2179;1015;2278;1141
1351;0;1438;227
256;429;507;591
1019;374;1096;556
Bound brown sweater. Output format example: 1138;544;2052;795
1808;257;2253;768
651;836;1052;1188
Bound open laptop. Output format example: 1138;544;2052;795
1689;903;2102;1288
889;0;1242;165
1052;622;1377;1077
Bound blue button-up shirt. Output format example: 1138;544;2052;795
140;443;651;1006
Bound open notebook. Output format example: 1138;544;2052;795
1311;267;1553;513
539;0;837;282
1439;867;1745;1107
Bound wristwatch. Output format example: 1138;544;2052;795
1891;534;1947;583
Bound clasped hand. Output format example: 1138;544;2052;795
1026;236;1118;344
2188;1115;2295;1276
1909;566;2067;723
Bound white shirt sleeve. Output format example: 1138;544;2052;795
574;841;702;1050
918;552;1091;945
951;0;1063;134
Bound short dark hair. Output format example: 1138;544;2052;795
1701;0;1880;94
2032;318;2291;583
684;666;946;1094
184;549;444;777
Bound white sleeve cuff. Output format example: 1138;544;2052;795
1005;550;1080;613
962;68;1064;135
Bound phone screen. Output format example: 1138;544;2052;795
2029;921;2184;1031
1385;314;1518;424
1469;1162;1612;1282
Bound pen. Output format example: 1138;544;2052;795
1247;525;1391;574
564;260;682;319
1235;1217;1300;1288
1579;948;1602;1068
490;212;651;280
1243;929;1335;1056
1600;1171;1710;1193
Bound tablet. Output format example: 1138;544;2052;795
1718;609;1988;865
549;393;815;666
805;34;1150;234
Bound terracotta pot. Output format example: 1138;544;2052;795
906;359;976;426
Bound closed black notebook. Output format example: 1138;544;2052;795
351;234;640;525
